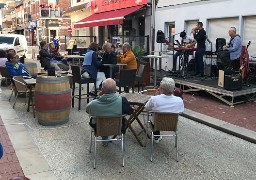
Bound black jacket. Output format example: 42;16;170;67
39;49;54;70
194;28;206;49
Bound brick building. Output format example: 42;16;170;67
2;0;71;50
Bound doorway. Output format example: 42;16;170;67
49;29;58;42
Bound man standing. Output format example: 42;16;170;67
86;78;133;146
145;77;184;143
191;22;206;77
223;27;242;71
53;36;59;51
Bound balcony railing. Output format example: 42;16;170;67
40;7;62;18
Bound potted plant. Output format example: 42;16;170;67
132;46;146;61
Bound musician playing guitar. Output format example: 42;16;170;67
172;31;196;72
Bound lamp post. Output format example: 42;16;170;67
151;0;156;55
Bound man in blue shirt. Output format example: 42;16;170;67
223;27;242;71
5;53;30;77
53;36;59;50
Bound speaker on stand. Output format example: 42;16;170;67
156;30;166;71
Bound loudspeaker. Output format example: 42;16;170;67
156;30;166;43
224;74;242;91
216;38;226;52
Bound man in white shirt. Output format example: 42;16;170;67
145;77;184;143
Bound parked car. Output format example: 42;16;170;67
0;34;28;58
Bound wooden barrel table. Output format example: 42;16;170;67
35;76;71;126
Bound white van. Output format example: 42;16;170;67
0;34;28;58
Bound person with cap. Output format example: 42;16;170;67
172;31;195;72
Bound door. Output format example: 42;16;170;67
49;29;58;43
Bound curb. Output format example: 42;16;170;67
182;109;256;144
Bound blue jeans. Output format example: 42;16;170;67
195;48;205;75
0;143;3;159
173;51;182;71
61;58;68;65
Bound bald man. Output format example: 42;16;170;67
223;27;242;71
86;78;133;146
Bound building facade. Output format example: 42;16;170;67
1;0;71;50
73;0;152;53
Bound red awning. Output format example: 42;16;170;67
74;5;144;28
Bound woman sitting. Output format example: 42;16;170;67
81;42;106;91
48;42;68;65
100;42;117;78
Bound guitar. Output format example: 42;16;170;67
185;41;197;48
240;41;251;80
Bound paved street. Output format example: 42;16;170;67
0;85;256;179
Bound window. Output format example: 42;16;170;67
165;22;175;44
0;37;14;44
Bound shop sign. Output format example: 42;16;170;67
91;0;147;14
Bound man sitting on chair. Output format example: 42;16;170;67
172;31;195;72
222;27;242;71
5;53;30;77
145;77;184;143
86;78;133;146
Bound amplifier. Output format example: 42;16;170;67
224;74;242;91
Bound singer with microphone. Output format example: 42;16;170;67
191;21;206;77
5;53;31;77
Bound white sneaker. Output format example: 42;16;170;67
154;136;162;143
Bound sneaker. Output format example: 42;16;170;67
154;136;162;144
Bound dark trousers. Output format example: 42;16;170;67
231;58;240;71
195;48;205;75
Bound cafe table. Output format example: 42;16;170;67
142;55;169;87
121;93;151;147
66;55;84;65
102;63;127;78
23;77;36;117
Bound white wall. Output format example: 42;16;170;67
155;0;256;69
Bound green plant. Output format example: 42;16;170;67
132;46;146;59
